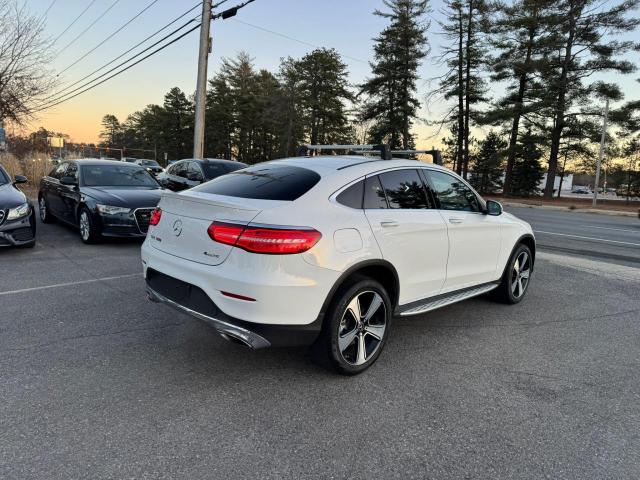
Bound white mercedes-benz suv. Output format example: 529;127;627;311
142;154;535;374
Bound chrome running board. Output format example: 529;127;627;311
399;283;499;317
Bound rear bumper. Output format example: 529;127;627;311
145;271;323;348
146;285;272;349
141;238;339;326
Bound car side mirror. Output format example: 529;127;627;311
14;175;28;184
485;200;503;216
60;176;77;186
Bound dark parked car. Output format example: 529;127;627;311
38;159;163;244
157;158;247;192
0;165;36;248
134;159;164;176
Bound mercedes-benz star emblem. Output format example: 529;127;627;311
172;219;183;237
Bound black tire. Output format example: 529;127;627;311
313;276;392;375
491;243;533;304
78;207;101;244
38;194;54;223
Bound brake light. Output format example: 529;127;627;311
149;208;162;226
207;221;321;254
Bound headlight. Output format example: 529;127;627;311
6;203;30;220
96;204;131;215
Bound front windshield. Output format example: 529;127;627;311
81;165;159;187
141;160;160;167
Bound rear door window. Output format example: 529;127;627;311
201;162;243;180
378;169;432;209
193;164;321;201
186;162;204;182
171;162;188;178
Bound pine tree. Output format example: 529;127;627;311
470;131;505;193
432;0;488;177
161;87;193;159
360;0;430;149
99;114;122;147
276;57;305;157
542;0;640;198
295;48;354;146
221;52;260;162
484;0;556;195
511;129;544;196
205;74;235;159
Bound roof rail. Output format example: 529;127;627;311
391;149;442;165
297;144;392;160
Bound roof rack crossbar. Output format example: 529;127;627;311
298;144;392;160
391;149;442;165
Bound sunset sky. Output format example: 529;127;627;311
27;0;640;148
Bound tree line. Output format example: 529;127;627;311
4;0;640;198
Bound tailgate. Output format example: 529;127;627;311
149;192;262;266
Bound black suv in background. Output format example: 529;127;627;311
0;165;35;248
157;158;246;191
38;159;163;244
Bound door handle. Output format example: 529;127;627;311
380;221;399;228
448;217;464;224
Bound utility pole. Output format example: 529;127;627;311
592;98;609;206
193;0;212;159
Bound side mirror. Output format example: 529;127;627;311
60;176;77;186
14;175;28;184
485;200;503;216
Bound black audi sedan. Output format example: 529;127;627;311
0;165;36;248
157;158;246;192
38;159;162;244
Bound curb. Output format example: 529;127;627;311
501;201;638;218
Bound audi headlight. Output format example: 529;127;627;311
96;204;131;215
6;203;30;220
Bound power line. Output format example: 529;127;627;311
37;0;255;113
230;18;369;66
57;0;121;54
35;22;202;113
44;3;200;101
52;0;99;44
43;0;58;17
37;17;199;109
58;0;161;76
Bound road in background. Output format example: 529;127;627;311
506;206;640;267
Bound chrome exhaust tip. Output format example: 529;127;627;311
147;289;159;303
219;331;253;349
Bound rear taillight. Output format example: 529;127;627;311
149;208;162;226
207;221;321;254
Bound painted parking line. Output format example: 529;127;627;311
0;273;142;296
534;230;640;247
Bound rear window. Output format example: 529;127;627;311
193;164;320;201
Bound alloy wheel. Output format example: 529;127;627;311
511;251;531;299
338;290;387;366
79;212;90;241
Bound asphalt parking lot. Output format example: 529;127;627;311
1;210;639;479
